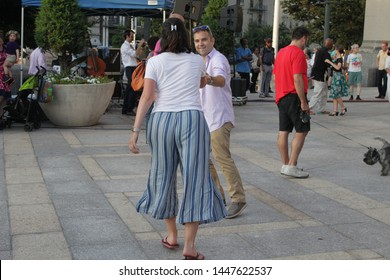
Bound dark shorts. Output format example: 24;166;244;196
0;89;11;99
278;93;310;133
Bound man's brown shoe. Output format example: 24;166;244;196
225;202;247;219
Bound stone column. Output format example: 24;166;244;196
360;0;390;86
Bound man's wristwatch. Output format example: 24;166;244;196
132;127;141;133
207;76;214;85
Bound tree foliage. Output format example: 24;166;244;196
242;22;292;51
201;0;235;58
281;0;366;47
35;0;88;74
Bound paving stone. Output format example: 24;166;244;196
9;204;61;235
372;246;390;259
96;177;171;194
361;208;390;226
41;167;92;183
12;232;71;260
37;156;82;169
5;167;44;184
5;154;39;168
332;221;390;250
239;226;362;259
60;215;137;247
72;131;129;145
0;250;12;260
94;155;150;177
347;249;383;260
51;193;117;218
78;156;107;177
105;193;154;233
46;180;101;196
0;202;11;251
274;251;356;260
70;241;147;260
7;183;51;205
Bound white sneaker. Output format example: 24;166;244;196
280;165;288;174
281;165;309;178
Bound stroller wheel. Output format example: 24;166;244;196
34;121;41;129
6;119;12;128
24;123;34;132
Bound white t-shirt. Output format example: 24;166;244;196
145;52;206;112
347;53;363;72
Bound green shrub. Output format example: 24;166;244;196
35;0;88;75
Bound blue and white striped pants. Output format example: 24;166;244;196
136;110;227;224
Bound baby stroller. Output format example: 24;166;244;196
0;67;49;131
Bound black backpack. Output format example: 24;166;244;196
261;47;275;66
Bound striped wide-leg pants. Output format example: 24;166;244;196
136;110;227;224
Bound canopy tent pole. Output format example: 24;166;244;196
20;6;25;85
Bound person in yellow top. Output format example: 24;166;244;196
376;41;388;99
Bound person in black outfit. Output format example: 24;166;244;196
309;38;333;114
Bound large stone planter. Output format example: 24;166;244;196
40;81;116;126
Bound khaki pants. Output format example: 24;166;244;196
309;79;328;113
209;122;246;203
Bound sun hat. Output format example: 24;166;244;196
6;30;20;39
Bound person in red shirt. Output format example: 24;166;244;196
273;26;310;178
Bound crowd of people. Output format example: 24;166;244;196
2;14;389;260
117;13;390;259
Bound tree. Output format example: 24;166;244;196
202;0;235;58
243;22;291;51
35;0;88;74
281;0;366;47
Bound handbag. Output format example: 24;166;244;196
131;60;146;91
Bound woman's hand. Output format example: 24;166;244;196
325;59;330;64
128;132;140;154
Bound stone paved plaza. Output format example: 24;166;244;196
1;87;390;260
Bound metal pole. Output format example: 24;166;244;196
273;0;280;53
324;0;330;41
20;6;25;85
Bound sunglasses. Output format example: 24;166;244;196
192;25;210;33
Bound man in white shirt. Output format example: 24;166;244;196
120;30;145;116
28;47;48;75
194;25;247;219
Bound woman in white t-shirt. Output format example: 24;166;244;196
128;18;226;260
346;44;363;100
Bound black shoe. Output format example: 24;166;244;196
349;95;354;101
126;111;136;116
356;96;362;101
340;107;347;116
375;96;382;99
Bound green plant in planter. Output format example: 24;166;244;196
34;0;88;76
